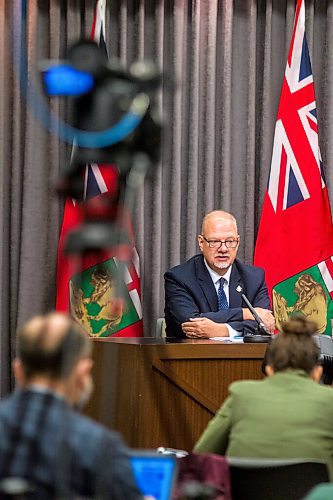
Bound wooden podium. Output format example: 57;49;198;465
85;338;267;451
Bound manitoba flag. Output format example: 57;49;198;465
254;0;333;335
56;0;143;338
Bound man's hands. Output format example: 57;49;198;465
181;317;229;338
242;307;275;334
181;308;275;338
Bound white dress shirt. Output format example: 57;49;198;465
204;260;239;338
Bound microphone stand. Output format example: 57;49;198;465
236;286;272;343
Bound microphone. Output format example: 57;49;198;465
236;285;272;343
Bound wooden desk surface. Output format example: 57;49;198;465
86;338;267;450
92;336;267;357
95;337;267;346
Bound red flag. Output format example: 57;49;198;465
254;0;333;335
56;0;143;338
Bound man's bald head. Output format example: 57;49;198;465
17;313;92;381
201;210;238;235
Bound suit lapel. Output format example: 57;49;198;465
229;261;244;307
195;256;218;311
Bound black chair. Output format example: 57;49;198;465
227;458;329;500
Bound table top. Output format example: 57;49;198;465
91;336;269;357
92;336;238;345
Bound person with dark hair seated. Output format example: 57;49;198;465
194;317;333;476
0;312;143;499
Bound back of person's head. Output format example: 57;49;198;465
16;312;92;381
266;316;320;374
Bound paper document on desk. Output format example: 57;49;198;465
211;337;244;343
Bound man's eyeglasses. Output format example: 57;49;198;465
201;236;239;249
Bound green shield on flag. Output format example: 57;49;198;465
69;258;140;337
273;264;333;336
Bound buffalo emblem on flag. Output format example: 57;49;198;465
272;258;333;335
69;259;140;337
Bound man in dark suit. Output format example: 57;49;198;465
0;312;142;499
164;210;275;338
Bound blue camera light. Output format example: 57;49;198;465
42;64;94;96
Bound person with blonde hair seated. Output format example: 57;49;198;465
194;316;333;477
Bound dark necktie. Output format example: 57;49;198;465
218;277;229;310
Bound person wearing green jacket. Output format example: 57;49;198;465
194;316;333;477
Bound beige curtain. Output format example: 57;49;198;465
0;0;332;394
